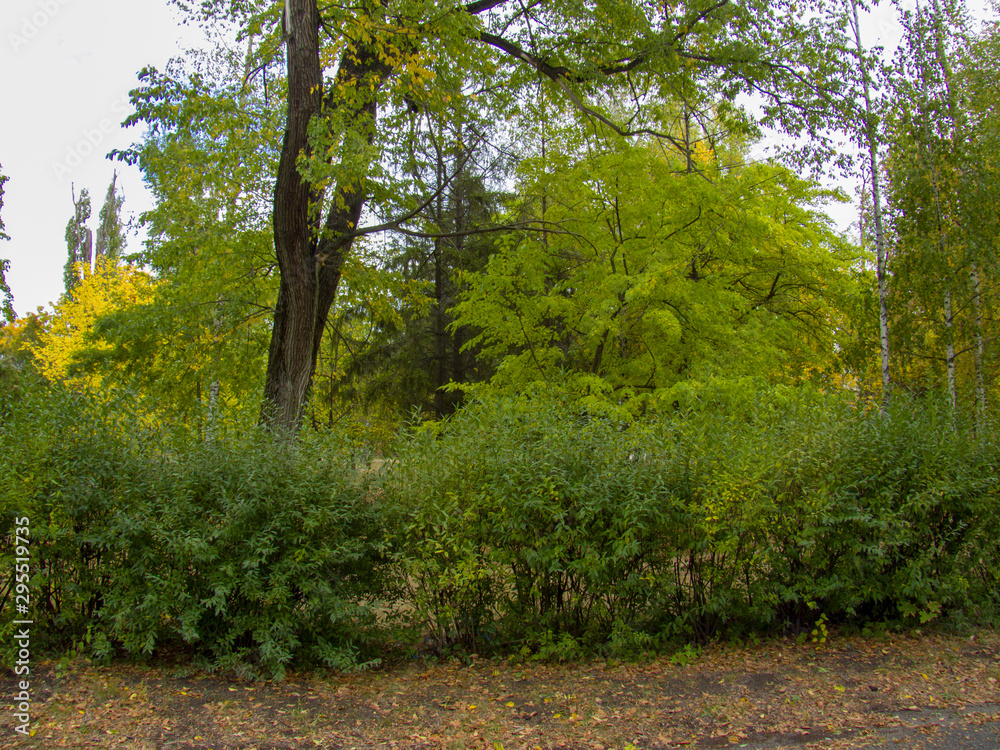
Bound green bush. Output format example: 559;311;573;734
386;387;1000;653
0;370;125;656
100;428;388;679
387;396;683;652
0;373;389;678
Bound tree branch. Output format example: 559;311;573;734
464;0;512;15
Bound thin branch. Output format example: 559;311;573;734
464;0;512;14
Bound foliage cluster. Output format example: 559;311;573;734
452;134;855;411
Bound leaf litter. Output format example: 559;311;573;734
1;629;997;749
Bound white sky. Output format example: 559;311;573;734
0;0;203;316
0;0;984;317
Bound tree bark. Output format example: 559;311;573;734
970;261;987;421
849;0;890;405
261;0;322;430
261;0;386;432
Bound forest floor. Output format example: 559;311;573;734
1;628;998;750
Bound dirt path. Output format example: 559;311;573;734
2;629;998;749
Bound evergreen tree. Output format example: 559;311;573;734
321;116;508;420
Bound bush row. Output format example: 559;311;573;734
385;387;1000;655
0;369;386;679
2;369;998;676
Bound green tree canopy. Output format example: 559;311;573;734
452;130;857;413
118;0;863;432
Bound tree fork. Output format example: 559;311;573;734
262;0;388;431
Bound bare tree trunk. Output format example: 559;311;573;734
970;261;987;420
849;0;890;404
261;0;386;432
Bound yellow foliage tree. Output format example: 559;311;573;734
31;258;156;392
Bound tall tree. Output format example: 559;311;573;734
885;0;976;411
962;10;1000;421
95;171;126;263
112;42;282;426
846;0;891;404
260;0;857;431
0;163;13;323
884;0;1000;423
327;113;508;420
452;133;856;410
127;0;859;432
63;186;92;297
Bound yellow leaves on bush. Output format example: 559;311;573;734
30;258;155;390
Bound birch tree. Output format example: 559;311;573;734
885;0;984;414
847;0;891;404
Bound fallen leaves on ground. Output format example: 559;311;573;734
1;629;998;749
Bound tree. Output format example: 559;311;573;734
961;8;1000;419
126;0;859;432
884;0;984;413
95;171;126;263
29;258;156;393
451;131;856;411
315;112;509;421
111;43;283;426
255;0;859;431
0;163;13;323
846;0;891;404
63;186;92;298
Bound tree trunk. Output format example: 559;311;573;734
849;0;890;405
433;140;447;419
970;261;987;421
261;0;323;430
944;287;957;411
261;0;386;432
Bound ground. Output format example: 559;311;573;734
1;629;998;749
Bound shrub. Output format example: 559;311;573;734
0;374;389;678
386;387;1000;653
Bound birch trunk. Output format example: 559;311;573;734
970;261;987;420
849;0;890;403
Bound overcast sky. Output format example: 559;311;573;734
0;0;980;317
0;0;204;316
